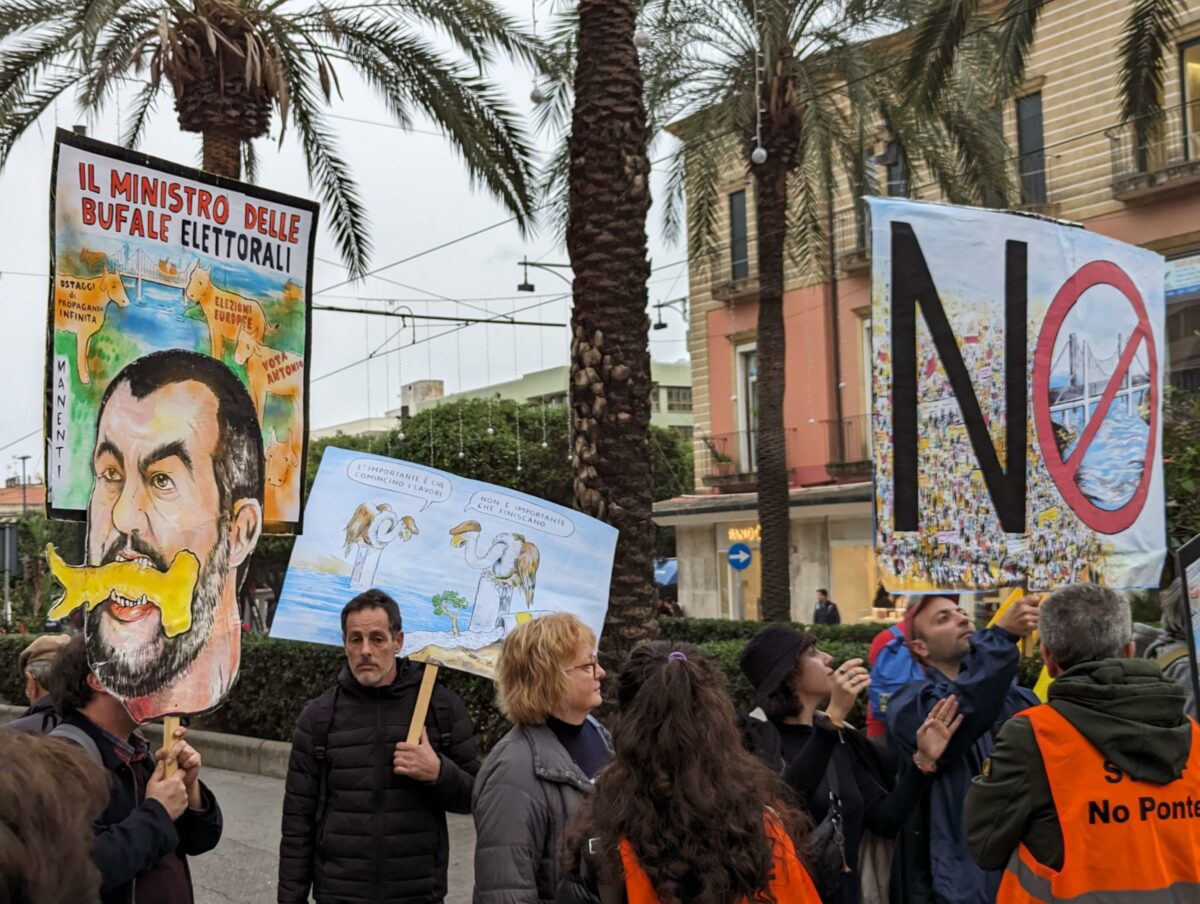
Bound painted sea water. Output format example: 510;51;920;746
1067;408;1151;511
276;568;464;645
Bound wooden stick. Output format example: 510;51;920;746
407;664;439;745
162;715;181;777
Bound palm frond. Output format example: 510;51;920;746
990;0;1047;98
242;138;259;183
121;79;159;147
263;19;371;277
321;10;537;228
902;0;979;105
1118;0;1182;141
0;70;79;166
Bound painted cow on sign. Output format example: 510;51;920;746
54;266;131;384
184;263;275;359
264;428;301;523
233;328;304;424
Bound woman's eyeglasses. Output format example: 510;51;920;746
564;655;599;678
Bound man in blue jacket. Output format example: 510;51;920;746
887;593;1040;904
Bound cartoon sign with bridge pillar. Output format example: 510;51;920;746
44;130;316;534
870;197;1165;592
271;448;617;680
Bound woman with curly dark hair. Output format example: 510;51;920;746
558;641;819;904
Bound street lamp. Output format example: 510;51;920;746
516;257;573;292
15;455;30;514
652;297;688;330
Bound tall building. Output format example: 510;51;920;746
656;0;1200;623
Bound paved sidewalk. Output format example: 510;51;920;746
193;767;476;903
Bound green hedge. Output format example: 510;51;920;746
0;622;1044;753
659;617;884;645
0;634;514;752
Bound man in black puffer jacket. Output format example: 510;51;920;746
279;589;480;903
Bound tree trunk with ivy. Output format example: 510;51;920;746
754;127;796;623
567;0;656;674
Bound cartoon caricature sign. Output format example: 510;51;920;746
271;448;619;679
42;132;316;720
44;129;316;533
871;198;1166;592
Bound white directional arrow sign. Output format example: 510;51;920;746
728;542;753;571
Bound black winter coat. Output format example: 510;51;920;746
59;711;223;904
278;659;480;904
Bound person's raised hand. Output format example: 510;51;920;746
826;658;870;726
915;695;964;765
997;594;1041;639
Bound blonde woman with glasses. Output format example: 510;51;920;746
473;613;611;904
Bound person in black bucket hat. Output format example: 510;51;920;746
739;623;963;904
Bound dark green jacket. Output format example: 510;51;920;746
964;658;1192;872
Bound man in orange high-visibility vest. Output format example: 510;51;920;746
965;583;1200;902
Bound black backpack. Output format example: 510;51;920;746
307;675;458;827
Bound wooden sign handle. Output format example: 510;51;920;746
407;664;439;745
162;715;181;778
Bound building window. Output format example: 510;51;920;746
1017;92;1046;205
649;389;660;413
667;386;693;412
885;142;909;197
1182;40;1200;159
672;425;694;440
735;342;758;470
729;190;749;281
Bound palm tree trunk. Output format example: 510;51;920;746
202;130;242;179
755;153;792;622
567;0;656;676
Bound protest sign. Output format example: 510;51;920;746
871;198;1165;592
1175;535;1200;716
271;447;619;680
44;129;316;532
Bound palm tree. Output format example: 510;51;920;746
906;0;1181;160
564;0;657;670
631;0;1010;621
0;0;541;276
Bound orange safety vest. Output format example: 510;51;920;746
618;813;820;903
996;704;1200;903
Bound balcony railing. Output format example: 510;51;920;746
696;429;797;490
820;414;871;478
1109;105;1200;200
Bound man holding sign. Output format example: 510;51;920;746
278;589;480;904
46;635;223;904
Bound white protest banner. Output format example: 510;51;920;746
871;198;1165;592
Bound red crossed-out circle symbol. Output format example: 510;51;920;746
1032;260;1158;535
